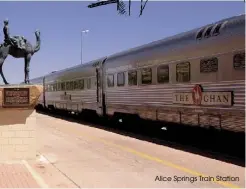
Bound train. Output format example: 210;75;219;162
29;14;245;134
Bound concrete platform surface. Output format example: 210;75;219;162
24;113;245;188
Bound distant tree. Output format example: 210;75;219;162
88;0;149;17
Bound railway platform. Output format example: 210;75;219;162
4;112;242;188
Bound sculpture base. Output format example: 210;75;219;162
0;109;37;161
0;85;43;161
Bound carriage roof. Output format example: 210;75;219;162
105;14;245;61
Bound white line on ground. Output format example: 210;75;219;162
22;159;49;188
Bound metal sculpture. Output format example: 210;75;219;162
0;19;41;85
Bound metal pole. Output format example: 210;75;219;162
80;30;89;64
81;31;83;64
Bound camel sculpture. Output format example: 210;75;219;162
0;30;41;85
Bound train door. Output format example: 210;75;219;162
96;58;107;117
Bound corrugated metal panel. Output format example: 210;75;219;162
105;81;245;109
181;113;198;126
221;115;245;132
105;81;245;132
199;115;221;129
45;89;98;111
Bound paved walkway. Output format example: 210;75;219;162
32;113;245;188
1;112;244;188
0;161;42;188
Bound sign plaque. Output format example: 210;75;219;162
172;84;233;106
3;88;30;108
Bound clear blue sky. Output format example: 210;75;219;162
0;1;244;84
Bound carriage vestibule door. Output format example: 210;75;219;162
96;67;101;105
95;59;106;117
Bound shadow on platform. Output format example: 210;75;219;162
0;109;34;126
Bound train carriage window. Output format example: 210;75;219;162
200;57;218;73
176;62;190;82
74;80;78;90
93;77;97;88
78;79;84;90
53;84;56;91
107;74;114;87
57;82;61;91
69;81;74;91
50;84;53;92
47;84;50;92
117;72;125;86
157;65;169;83
87;78;91;89
61;82;65;91
141;68;152;84
66;81;71;91
53;83;57;91
73;80;78;90
128;70;137;86
89;77;96;89
233;52;245;70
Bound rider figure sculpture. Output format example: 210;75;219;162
3;19;11;44
3;19;26;50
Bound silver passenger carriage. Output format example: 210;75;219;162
30;57;107;117
104;14;245;133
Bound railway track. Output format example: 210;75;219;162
36;108;245;167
